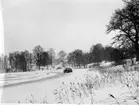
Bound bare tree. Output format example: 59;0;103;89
57;50;67;67
107;0;139;61
48;48;56;66
33;45;44;70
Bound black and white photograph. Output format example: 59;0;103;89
0;0;139;104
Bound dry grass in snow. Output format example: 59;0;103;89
18;65;139;104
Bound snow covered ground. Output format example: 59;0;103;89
0;70;61;87
0;69;88;103
0;68;137;104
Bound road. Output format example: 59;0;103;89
0;69;88;103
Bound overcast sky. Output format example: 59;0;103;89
2;0;124;55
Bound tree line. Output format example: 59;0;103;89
67;43;135;68
0;42;135;73
0;46;54;72
0;45;68;73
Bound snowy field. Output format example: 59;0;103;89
0;69;88;103
0;67;139;104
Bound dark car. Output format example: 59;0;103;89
63;67;72;73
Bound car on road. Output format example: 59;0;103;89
63;67;72;73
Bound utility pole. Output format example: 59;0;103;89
0;0;4;72
0;0;4;55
